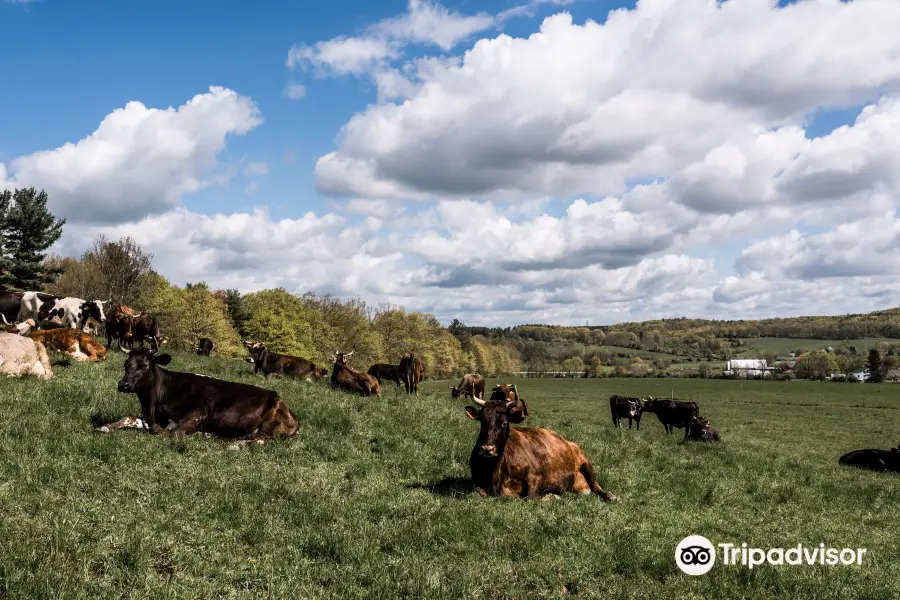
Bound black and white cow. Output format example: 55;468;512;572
19;292;108;331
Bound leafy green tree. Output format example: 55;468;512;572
0;188;65;290
45;235;152;304
302;293;383;368
867;348;885;383
794;350;838;380
241;288;322;358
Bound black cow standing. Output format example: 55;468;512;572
609;395;642;429
197;338;214;356
367;363;402;387
641;397;699;438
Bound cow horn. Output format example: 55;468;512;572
0;313;8;325
472;396;487;406
117;339;132;354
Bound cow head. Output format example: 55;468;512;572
117;347;171;393
245;340;266;363
81;300;108;324
464;396;518;458
450;385;461;398
627;399;641;419
488;383;527;423
333;351;354;365
641;397;657;413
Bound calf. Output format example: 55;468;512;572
686;416;721;442
245;341;328;381
839;446;900;473
95;347;299;448
641;397;699;438
609;395;642;429
367;363;403;387
490;383;529;422
28;328;108;362
197;337;214;356
450;373;485;400
0;332;52;379
464;395;617;500
399;352;424;396
331;351;380;396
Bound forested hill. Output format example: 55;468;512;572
449;308;900;362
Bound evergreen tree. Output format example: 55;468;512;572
867;348;885;383
0;188;65;290
0;190;11;288
225;289;250;336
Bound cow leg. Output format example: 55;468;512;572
230;398;299;450
578;461;618;502
628;417;633;429
95;416;151;434
169;414;204;439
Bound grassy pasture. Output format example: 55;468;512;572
0;352;899;599
735;337;898;357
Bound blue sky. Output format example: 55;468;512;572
0;0;897;326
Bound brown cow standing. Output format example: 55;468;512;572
399;352;424;396
464;395;617;501
490;383;529;422
28;328;108;362
331;351;381;397
450;373;485;400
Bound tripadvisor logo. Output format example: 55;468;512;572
675;536;868;575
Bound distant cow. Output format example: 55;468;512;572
245;341;328;381
450;373;485;400
641;397;699;438
0;332;52;379
197;338;214;356
95;347;299;449
0;291;23;324
28;328;108;362
367;363;403;387
464;395;617;501
609;395;642;429
130;313;165;352
106;304;139;349
490;383;529;422
839;446;900;473
686;416;721;442
399;352;424;396
331;351;380;397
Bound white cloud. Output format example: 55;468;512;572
0;86;262;224
286;0;494;77
243;161;270;177
285;83;307;100
316;1;900;201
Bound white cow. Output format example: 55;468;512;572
0;332;52;379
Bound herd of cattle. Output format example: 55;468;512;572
0;288;896;498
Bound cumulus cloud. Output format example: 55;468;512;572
286;0;492;77
0;86;262;224
315;1;900;201
285;83;307;100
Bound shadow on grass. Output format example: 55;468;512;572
406;476;473;497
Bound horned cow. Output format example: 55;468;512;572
245;341;328;381
450;373;485;400
464;395;616;501
331;351;380;397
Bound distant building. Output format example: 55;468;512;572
725;359;770;378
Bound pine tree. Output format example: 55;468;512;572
0;188;66;290
867;348;885;383
0;190;11;288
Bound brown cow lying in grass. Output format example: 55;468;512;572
28;328;107;362
464;395;617;501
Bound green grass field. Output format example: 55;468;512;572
1;352;899;598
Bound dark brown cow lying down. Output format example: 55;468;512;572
465;395;617;501
95;347;299;449
331;351;380;397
